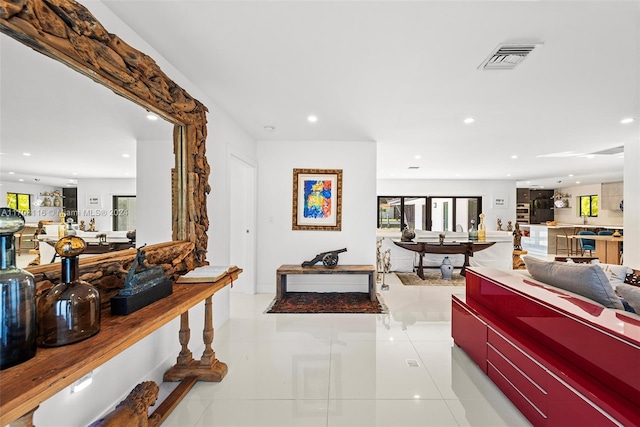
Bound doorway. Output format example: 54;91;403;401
229;154;256;294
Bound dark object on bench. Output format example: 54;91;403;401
111;246;172;315
302;248;347;268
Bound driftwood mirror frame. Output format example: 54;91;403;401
1;0;209;296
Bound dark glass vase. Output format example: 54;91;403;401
0;208;37;370
37;236;100;347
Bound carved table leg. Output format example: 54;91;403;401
176;312;193;366
9;407;37;427
164;297;227;383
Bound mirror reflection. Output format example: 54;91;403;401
0;35;174;267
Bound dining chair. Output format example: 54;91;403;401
597;230;614;236
578;230;596;256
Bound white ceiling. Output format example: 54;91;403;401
1;1;638;190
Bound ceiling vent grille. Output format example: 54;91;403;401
589;145;624;156
478;43;541;70
408;166;420;170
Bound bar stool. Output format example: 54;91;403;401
555;228;573;256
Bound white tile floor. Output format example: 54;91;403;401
160;273;532;427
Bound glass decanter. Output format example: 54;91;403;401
37;236;100;347
477;213;486;242
0;208;37;370
468;219;478;241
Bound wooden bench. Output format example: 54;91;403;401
276;264;376;302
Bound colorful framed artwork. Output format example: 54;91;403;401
292;168;342;231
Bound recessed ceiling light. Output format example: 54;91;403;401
576;181;581;184
307;115;318;123
8;171;14;175
18;179;24;182
511;155;518;159
23;152;31;156
526;181;531;184
414;155;421;160
264;125;275;132
463;117;475;124
620;117;636;124
506;174;511;177
146;113;159;121
568;174;574;177
122;154;130;158
72;172;78;176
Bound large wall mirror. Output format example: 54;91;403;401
0;0;210;292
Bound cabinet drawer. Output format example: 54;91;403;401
488;361;547;427
488;343;547;413
546;373;624;427
452;297;488;373
488;327;548;385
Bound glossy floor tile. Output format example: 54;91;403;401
155;273;532;426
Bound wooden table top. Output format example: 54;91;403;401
0;272;239;426
277;264;375;274
393;240;496;254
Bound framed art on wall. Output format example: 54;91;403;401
292;168;342;231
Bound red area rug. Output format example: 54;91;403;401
266;292;386;314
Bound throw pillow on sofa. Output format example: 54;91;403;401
589;260;634;290
523;256;625;310
616;284;640;313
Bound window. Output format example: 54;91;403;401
377;195;482;231
579;195;598;217
112;195;136;231
6;193;31;214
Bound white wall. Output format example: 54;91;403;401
76;178;135;232
256;140;377;294
377;179;517;233
137;139;173;246
31;2;258;426
624;139;639;269
553;183;624;227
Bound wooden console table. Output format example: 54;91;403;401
393;240;496;278
276;264;376;302
0;267;241;427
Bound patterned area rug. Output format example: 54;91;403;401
266;292;386;314
395;272;466;286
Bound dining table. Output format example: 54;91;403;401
568;234;624;265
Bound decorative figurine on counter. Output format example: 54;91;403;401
79;220;86;231
497;218;503;231
439;233;445;245
513;223;523;250
401;225;416;242
507;221;513;232
110;245;173;315
88;218;96;232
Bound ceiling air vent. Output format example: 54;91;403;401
408;166;420;170
478;43;541;70
589;145;624;156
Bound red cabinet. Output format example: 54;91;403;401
452;268;640;427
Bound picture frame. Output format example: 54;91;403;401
493;195;507;209
292;168;342;231
87;194;101;207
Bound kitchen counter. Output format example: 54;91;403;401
519;223;623;256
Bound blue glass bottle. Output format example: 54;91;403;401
0;208;37;370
